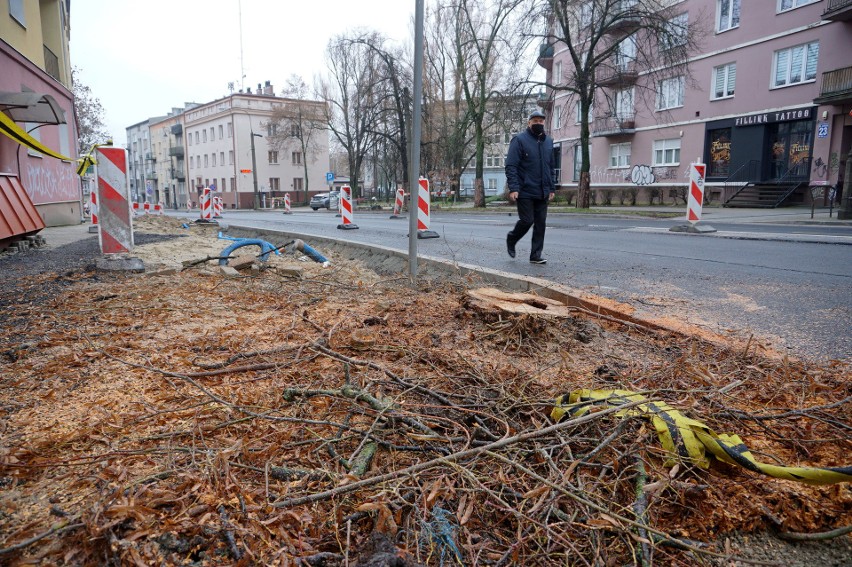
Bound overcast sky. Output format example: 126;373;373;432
70;0;416;146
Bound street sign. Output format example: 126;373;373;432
326;172;334;183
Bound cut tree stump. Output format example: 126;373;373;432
465;288;574;317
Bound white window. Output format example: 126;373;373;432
615;88;634;121
195;132;199;144
661;13;688;50
268;123;278;137
712;63;736;99
212;153;217;167
773;41;819;87
218;125;223;139
227;122;233;138
778;0;817;12
656;76;684;110
553;107;562;131
487;178;497;191
293;178;304;191
9;0;25;26
269;177;280;191
573;144;590;182
616;34;636;70
228;150;234;165
269;151;279;164
292;151;302;165
553;60;562;83
190;156;194;169
717;0;740;32
202;130;207;143
653;139;681;166
220;152;225;164
609;143;631;168
204;154;209;167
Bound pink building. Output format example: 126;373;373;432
543;0;852;209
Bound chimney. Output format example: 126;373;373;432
264;80;273;95
245;87;251;94
257;83;262;94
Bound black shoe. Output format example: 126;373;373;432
506;233;516;258
529;258;547;265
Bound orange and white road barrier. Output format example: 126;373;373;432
283;193;292;214
688;162;706;223
417;177;439;239
94;146;133;254
213;196;223;218
390;187;404;219
337;185;358;230
200;188;213;221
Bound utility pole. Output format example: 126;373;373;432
408;0;425;283
251;131;262;210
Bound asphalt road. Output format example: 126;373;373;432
169;208;852;362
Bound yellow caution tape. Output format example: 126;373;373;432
75;141;113;176
551;389;852;485
0;110;73;161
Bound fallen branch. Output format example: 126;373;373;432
0;519;84;557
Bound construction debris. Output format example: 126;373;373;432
0;215;849;566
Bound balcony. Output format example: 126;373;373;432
171;168;186;181
168;145;185;158
591;114;636;137
43;45;60;81
596;61;638;89
145;173;157;180
537;43;554;70
605;0;642;35
814;66;852;105
537;91;553;112
145;152;156;161
171;123;183;136
822;0;852;21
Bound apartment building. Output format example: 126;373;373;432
128;84;329;210
1;0;79;226
541;0;852;207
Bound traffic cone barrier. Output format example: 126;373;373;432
417;177;439;239
390;187;404;219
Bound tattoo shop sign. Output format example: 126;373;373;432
733;107;816;127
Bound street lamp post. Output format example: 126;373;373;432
250;131;262;210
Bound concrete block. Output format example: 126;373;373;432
219;266;240;277
95;256;145;273
228;255;256;271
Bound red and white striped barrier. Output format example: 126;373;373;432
687;162;706;223
283;193;292;214
94;146;133;253
213;196;223;218
336;185;358;230
88;188;99;233
390;187;404;218
132;202;164;215
417;177;439;239
200;188;213;220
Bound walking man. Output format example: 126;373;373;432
505;109;556;264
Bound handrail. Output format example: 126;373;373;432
825;0;852;12
775;156;811;185
723;159;760;202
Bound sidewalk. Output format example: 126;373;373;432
595;205;852;226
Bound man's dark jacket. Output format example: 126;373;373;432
505;129;555;200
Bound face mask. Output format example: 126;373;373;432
531;123;545;136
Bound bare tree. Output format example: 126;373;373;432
543;0;704;208
320;32;388;199
71;66;109;155
450;0;537;207
265;75;325;204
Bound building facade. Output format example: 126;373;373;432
1;0;79;226
542;0;852;206
127;85;329;210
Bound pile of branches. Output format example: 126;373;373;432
0;260;849;566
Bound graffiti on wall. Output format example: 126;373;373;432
25;162;78;204
630;164;656;185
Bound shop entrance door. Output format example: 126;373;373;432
767;121;812;181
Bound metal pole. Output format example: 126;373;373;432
251;132;261;210
408;0;425;283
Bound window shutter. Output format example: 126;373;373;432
775;50;789;86
805;43;819;81
727;64;736;95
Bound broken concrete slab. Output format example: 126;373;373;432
669;223;717;234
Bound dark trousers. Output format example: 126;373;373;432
507;198;548;260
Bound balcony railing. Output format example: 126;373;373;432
591;113;636;137
537;43;554;70
168;146;185;158
171;123;183;136
606;0;642;35
596;61;639;88
822;0;852;21
814;66;852;104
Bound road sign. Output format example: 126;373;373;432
326;172;334;183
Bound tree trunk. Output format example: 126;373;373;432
578;171;591;209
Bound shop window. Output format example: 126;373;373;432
708;129;731;177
